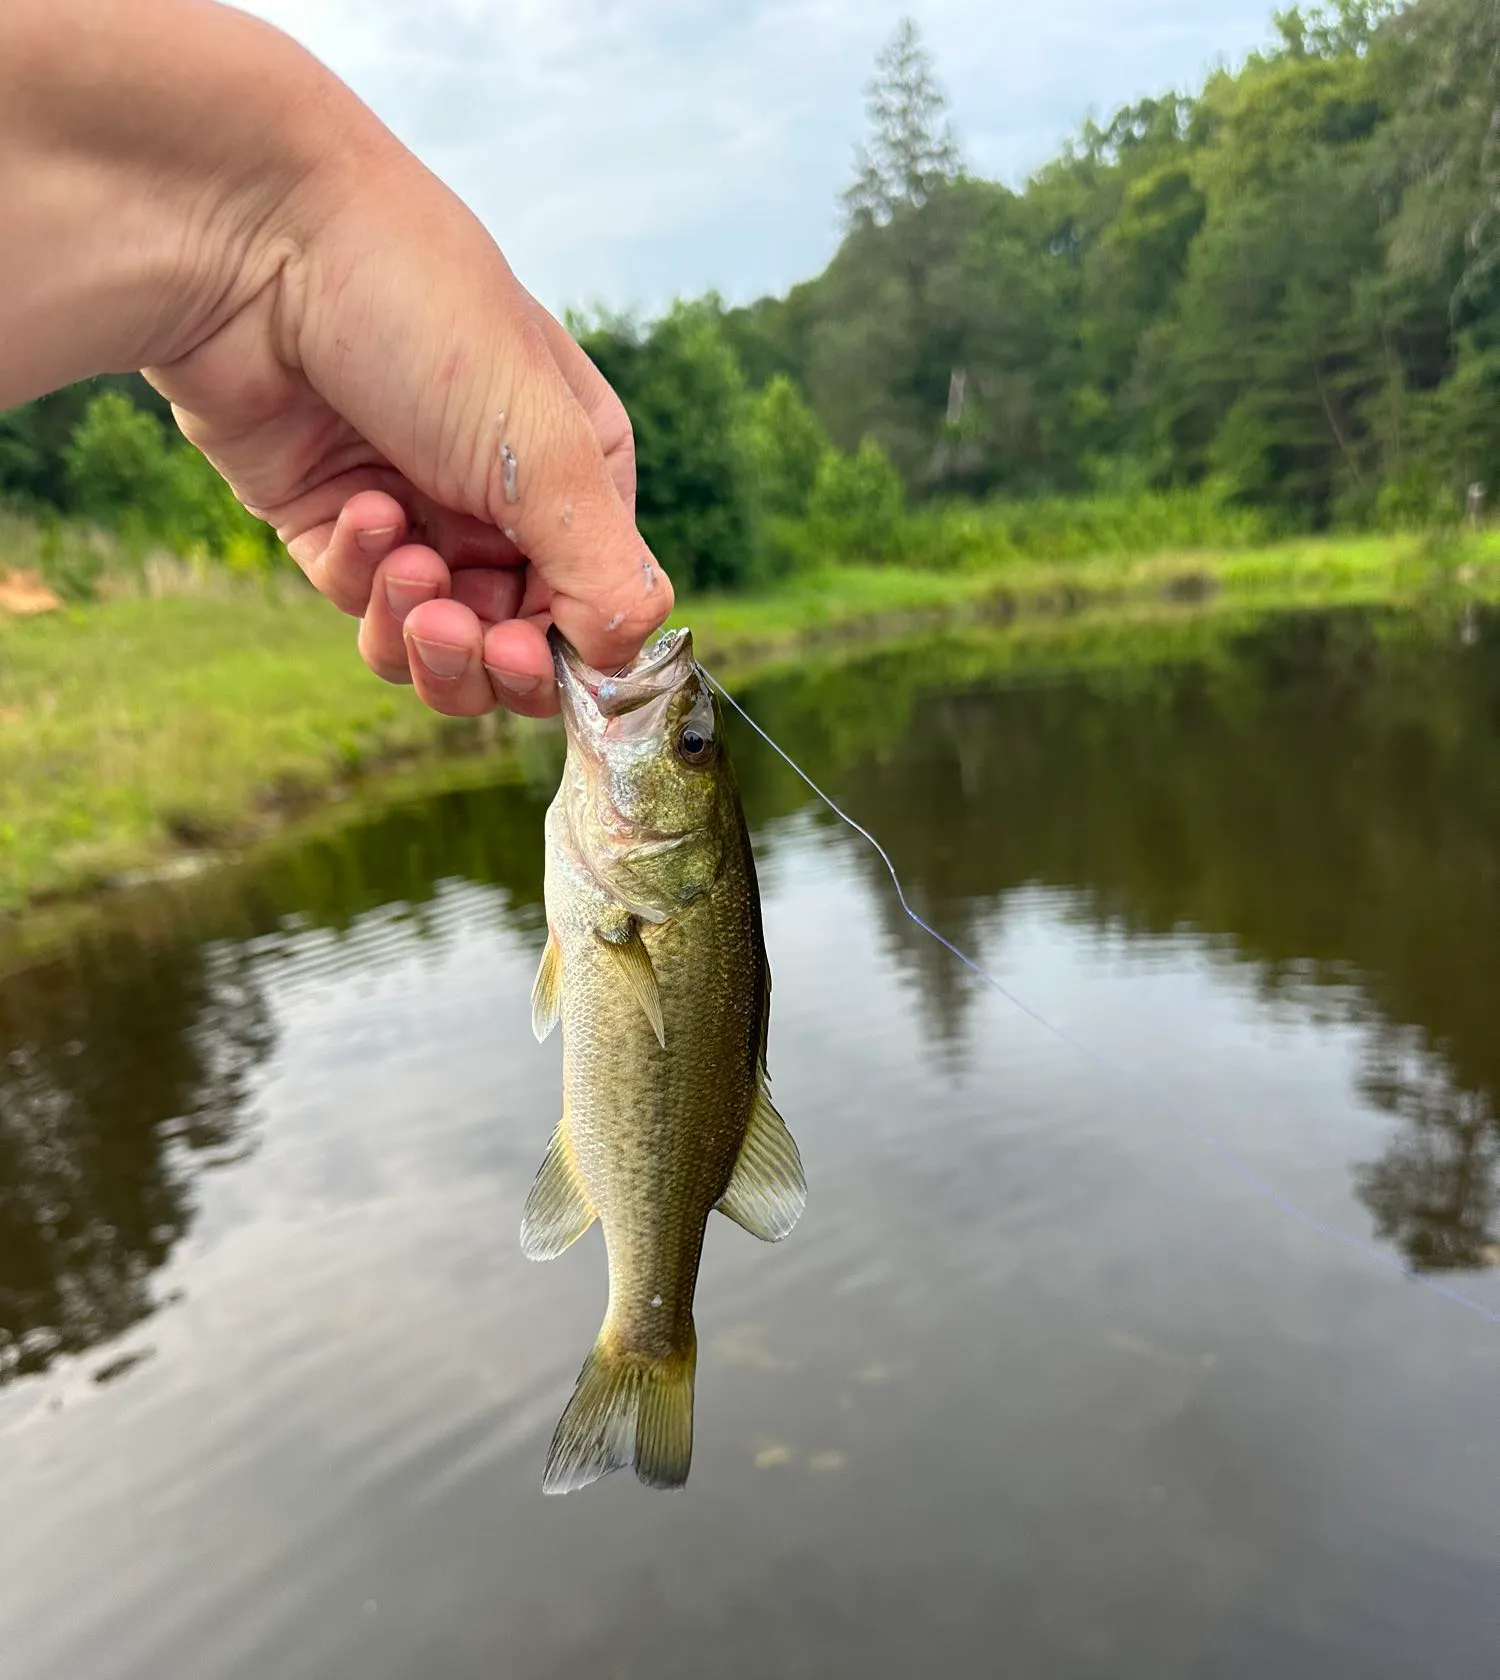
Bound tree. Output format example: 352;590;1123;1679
843;17;962;230
576;304;762;593
807;437;906;561
64;393;181;530
0;374;171;512
740;374;832;520
63;392;281;565
1273;0;1400;60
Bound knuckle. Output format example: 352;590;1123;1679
325;561;373;617
370;657;415;686
425;689;492;719
358;634;413;686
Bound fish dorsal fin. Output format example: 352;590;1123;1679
598;924;666;1049
717;1079;806;1243
531;930;563;1043
521;1122;597;1260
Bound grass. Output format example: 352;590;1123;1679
687;528;1500;669
0;590;498;912
3;523;1499;917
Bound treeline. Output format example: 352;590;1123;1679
0;378;281;587
714;0;1500;529
5;0;1500;594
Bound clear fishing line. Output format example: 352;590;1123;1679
699;664;1500;1330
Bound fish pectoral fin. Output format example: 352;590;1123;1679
531;930;563;1043
717;1080;806;1243
520;1123;597;1261
597;924;666;1049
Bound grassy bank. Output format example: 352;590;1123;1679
4;529;1499;916
688;528;1500;668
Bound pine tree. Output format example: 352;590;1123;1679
842;17;962;230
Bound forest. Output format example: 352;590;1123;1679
6;0;1500;594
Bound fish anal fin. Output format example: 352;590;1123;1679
598;924;665;1049
543;1328;697;1495
717;1080;806;1243
531;930;563;1043
520;1123;597;1261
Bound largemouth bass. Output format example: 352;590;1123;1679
524;626;805;1495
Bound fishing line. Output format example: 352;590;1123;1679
699;664;1500;1330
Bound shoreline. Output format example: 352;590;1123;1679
3;531;1498;943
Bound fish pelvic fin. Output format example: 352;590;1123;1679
520;1122;597;1261
542;1326;697;1495
531;930;563;1043
717;1079;806;1243
597;923;666;1049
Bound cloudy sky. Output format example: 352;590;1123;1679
234;0;1279;318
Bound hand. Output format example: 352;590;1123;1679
2;0;673;717
149;168;672;719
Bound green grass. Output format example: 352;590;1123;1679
683;529;1500;668
0;591;493;912
3;527;1499;916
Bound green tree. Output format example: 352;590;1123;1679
1274;0;1401;59
807;436;906;561
740;374;832;520
63;391;279;566
577;304;761;593
843;17;962;230
64;392;181;532
1;375;171;511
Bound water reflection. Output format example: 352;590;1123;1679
733;606;1500;1276
1;603;1497;1393
0;936;270;1383
0;769;560;1385
1356;1038;1499;1273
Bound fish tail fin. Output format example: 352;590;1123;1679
634;1329;696;1490
542;1324;697;1496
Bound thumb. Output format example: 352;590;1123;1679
476;309;673;673
288;135;674;675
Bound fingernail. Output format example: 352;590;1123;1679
385;575;437;620
356;523;402;554
485;667;540;697
411;638;469;680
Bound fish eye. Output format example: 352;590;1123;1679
676;724;715;766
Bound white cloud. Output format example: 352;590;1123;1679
232;0;1277;315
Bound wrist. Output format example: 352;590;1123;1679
0;0;374;405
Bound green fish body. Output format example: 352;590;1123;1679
524;627;805;1494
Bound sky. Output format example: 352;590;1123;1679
232;0;1281;319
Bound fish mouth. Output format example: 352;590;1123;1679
550;626;700;849
550;625;696;719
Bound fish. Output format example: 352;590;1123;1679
523;625;806;1495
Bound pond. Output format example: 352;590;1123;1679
2;603;1498;1679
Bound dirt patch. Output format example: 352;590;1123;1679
0;569;63;616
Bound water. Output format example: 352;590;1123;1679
2;604;1498;1678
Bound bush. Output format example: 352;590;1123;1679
806;437;906;561
740;375;831;521
772;480;1275;574
62;392;281;569
64;392;179;535
1370;466;1463;534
